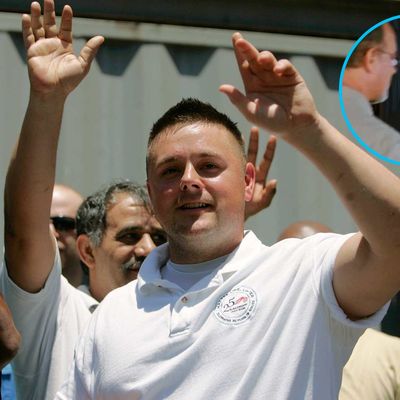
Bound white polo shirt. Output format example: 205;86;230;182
57;231;387;400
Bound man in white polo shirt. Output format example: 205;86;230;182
4;2;279;399
57;31;400;400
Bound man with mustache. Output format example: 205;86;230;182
74;181;167;301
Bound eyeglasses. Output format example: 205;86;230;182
50;216;76;231
376;48;399;67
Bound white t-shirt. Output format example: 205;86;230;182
57;231;387;400
0;250;98;400
161;255;229;291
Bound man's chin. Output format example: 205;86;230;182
175;222;215;237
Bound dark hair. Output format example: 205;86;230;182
347;26;385;68
146;98;245;170
76;180;151;274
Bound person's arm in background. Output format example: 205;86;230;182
4;0;103;293
220;33;400;320
0;293;20;369
245;127;277;220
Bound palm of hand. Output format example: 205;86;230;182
28;38;86;95
225;33;319;137
245;78;316;136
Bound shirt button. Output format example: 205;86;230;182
181;296;188;303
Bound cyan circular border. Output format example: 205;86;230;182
338;15;400;166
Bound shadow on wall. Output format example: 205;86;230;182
96;40;141;76
166;45;215;77
314;56;344;91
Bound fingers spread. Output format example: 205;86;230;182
30;2;45;41
247;127;259;165
43;0;57;38
22;14;35;50
79;36;105;68
59;5;73;43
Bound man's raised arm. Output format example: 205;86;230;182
220;32;400;319
4;0;103;292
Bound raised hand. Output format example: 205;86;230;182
22;0;104;97
220;33;318;139
245;127;277;220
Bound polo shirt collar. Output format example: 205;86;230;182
138;230;263;292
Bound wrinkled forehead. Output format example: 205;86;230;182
105;193;160;230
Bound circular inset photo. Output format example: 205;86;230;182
339;16;400;165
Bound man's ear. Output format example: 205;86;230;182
76;235;96;272
363;47;380;73
146;180;152;202
244;162;256;202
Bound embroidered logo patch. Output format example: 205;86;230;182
214;286;257;326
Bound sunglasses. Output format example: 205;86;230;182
50;216;76;231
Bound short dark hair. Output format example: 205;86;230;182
76;180;151;274
146;98;245;171
347;26;385;68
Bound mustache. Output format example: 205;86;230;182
121;258;143;272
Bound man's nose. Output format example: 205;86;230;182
133;233;156;257
180;163;203;192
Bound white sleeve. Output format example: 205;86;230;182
314;233;389;327
0;249;62;399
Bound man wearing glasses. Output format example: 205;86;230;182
50;184;84;288
342;23;400;161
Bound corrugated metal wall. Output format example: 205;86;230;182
1;12;397;248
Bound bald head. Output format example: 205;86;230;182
277;220;332;242
51;184;83;217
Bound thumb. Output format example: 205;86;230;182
219;84;257;121
79;36;104;69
